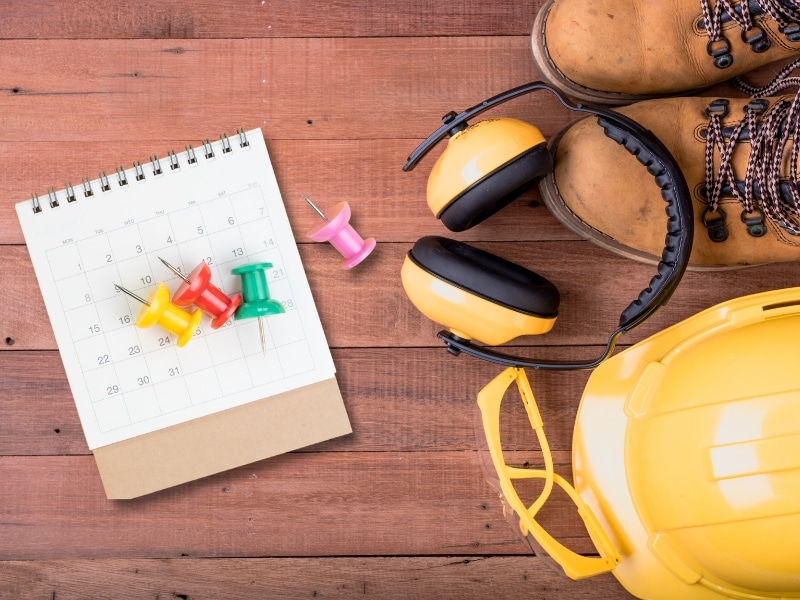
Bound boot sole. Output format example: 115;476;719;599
531;0;684;106
538;122;752;272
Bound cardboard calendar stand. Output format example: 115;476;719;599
94;376;349;499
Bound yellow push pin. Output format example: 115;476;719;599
115;283;202;347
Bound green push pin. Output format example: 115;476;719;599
231;262;285;355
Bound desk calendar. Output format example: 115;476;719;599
15;129;352;498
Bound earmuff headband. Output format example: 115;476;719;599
438;328;626;371
404;82;562;172
406;82;694;370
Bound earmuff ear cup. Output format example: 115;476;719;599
426;117;551;232
440;142;553;232
402;236;560;344
410;235;560;316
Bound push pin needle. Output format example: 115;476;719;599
115;284;149;306
302;193;329;222
159;258;190;284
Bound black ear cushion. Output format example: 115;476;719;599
408;236;560;317
439;142;552;232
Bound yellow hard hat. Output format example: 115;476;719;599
478;287;800;600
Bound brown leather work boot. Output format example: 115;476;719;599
538;81;800;269
532;0;800;105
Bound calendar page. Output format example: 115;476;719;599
16;129;336;450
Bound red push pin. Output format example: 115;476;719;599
159;258;242;329
303;194;375;269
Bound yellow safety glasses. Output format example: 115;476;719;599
476;366;620;579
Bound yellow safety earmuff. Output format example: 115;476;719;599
426;115;550;232
402;82;694;369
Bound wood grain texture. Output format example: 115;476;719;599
0;1;544;39
4;242;800;351
0;37;560;143
0;452;599;559
0;557;629;600
0;348;592;456
6;1;799;598
1;139;583;246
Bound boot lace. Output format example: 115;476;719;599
700;0;800;68
702;58;800;241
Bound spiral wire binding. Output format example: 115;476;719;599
133;160;145;181
29;130;253;214
47;188;59;208
116;166;128;186
185;144;197;165
150;155;163;176
81;178;94;198
237;128;250;148
221;133;232;154
99;172;111;192
65;183;76;203
202;139;215;160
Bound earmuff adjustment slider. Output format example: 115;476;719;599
444;332;465;356
442;111;468;137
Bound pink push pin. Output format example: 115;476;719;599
303;194;376;269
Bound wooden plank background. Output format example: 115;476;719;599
2;2;799;598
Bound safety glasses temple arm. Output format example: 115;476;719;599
476;367;621;579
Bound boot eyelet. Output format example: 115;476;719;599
702;207;729;242
707;37;733;68
741;26;771;53
781;23;800;42
705;99;730;118
696;16;707;31
741;208;767;237
744;99;769;114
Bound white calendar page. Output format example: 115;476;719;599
16;129;336;450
